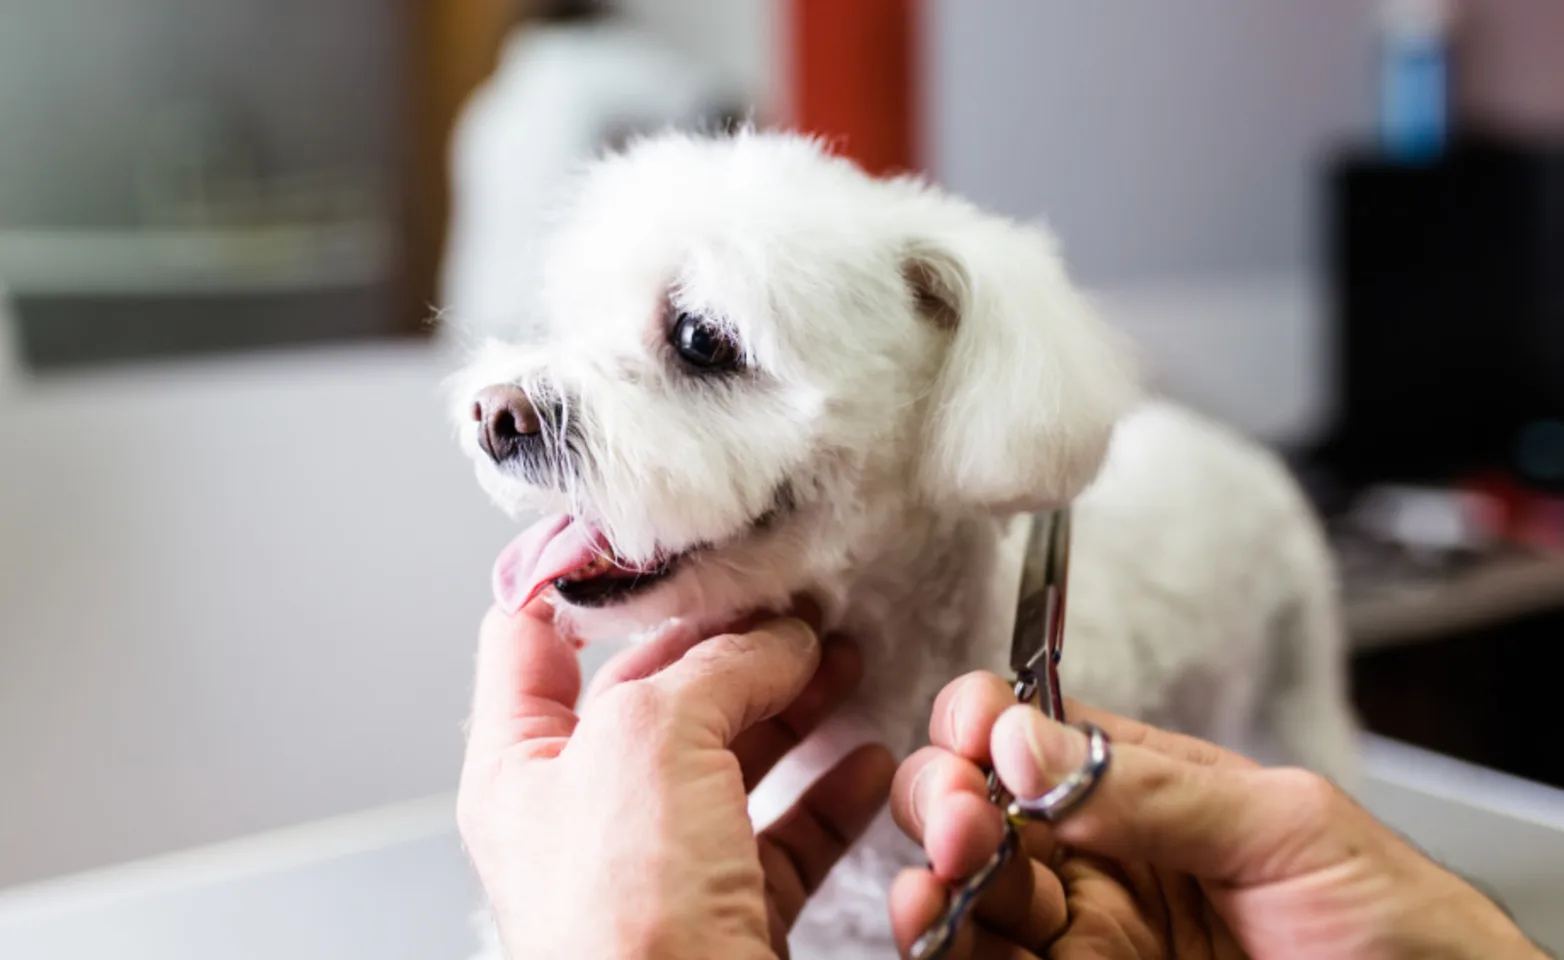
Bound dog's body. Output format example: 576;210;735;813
451;130;1357;957
773;400;1358;954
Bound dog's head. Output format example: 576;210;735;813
451;131;1136;637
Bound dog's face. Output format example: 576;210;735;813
451;133;1135;638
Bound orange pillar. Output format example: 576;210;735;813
789;0;921;175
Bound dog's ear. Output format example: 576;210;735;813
906;218;1138;513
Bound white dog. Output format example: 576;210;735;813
450;129;1358;957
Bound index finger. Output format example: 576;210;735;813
1059;698;1260;771
465;602;583;764
583;598;822;705
650;617;821;747
992;707;1348;886
929;676;1258;773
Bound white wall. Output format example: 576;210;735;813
928;0;1377;286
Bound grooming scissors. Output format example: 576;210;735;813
908;508;1081;959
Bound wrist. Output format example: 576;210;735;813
1387;863;1545;960
588;895;775;960
613;923;776;960
1445;889;1548;960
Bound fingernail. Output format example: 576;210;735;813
907;761;936;830
767;616;820;651
946;680;971;755
520;594;556;623
1019;709;1087;782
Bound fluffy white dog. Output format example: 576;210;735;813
450;129;1358;957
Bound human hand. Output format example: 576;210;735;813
458;602;895;959
890;672;1547;960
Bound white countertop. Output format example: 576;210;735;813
0;797;479;960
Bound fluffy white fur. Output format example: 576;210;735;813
449;130;1359;958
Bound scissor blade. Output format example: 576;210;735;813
1009;511;1061;677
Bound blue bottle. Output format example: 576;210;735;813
1379;0;1452;163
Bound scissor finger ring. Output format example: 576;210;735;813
1006;721;1111;823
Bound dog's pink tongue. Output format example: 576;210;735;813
492;514;606;613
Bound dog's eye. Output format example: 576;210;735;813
670;312;741;371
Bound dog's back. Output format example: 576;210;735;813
1063;399;1359;784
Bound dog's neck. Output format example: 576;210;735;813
817;503;1026;756
740;504;1028;832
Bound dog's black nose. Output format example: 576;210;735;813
472;384;542;464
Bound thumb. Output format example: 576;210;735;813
650;617;822;747
465;603;583;764
992;706;1354;887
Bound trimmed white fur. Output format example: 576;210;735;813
450;130;1358;958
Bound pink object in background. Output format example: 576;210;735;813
1454;0;1564;140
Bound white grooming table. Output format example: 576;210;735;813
0;798;480;960
2;736;1562;958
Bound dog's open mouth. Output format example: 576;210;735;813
492;488;793;614
492;514;685;613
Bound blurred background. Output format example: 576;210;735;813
2;0;1562;955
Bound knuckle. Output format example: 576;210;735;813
597;677;666;729
671;635;738;680
705;629;767;662
1271;766;1341;827
675;629;778;689
1189;740;1229;767
1106;716;1155;751
1167;732;1227;768
1132;758;1184;803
